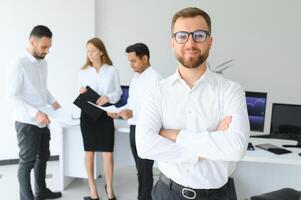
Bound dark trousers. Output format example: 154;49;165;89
130;125;154;200
152;176;229;200
15;122;51;200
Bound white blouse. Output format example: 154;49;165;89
78;64;122;104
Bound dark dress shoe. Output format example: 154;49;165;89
36;188;62;200
104;185;116;200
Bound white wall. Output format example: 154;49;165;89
1;0;301;160
0;0;95;160
95;0;301;135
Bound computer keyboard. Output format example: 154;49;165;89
255;143;292;155
250;135;270;138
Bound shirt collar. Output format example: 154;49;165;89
169;69;182;85
89;64;109;72
169;65;215;88
25;50;41;64
99;64;109;72
134;66;152;78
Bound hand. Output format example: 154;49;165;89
79;87;87;94
36;111;50;125
216;115;232;131
52;101;61;110
107;112;119;119
96;96;109;106
159;129;180;142
118;109;133;120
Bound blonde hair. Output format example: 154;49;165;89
81;37;113;70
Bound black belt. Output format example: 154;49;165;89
159;173;228;199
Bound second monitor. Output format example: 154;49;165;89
270;103;301;148
115;85;129;108
245;91;267;132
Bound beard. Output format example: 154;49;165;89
176;47;209;69
32;52;46;59
32;48;46;59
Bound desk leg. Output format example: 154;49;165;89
57;124;76;190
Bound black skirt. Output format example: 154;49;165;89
80;111;114;152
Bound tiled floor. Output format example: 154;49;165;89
0;161;159;200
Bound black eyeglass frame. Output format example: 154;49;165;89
172;29;211;44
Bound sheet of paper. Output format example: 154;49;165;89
39;106;79;125
88;101;121;113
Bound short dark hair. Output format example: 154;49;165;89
29;25;52;38
125;43;150;61
171;7;211;33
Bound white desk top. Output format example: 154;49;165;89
54;117;130;133
243;138;301;166
53;114;301;166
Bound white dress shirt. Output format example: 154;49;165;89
126;67;161;125
78;64;122;104
7;51;56;128
136;67;250;189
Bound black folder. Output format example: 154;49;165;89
73;86;105;120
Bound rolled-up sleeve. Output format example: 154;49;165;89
106;68;122;104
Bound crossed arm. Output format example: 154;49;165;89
159;116;232;160
160;116;232;142
135;83;249;163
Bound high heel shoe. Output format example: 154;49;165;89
83;196;99;200
84;187;99;200
104;184;116;200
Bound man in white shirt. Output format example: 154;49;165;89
136;7;250;200
7;25;62;200
108;43;161;200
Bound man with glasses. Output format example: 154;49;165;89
136;7;250;200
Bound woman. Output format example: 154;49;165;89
78;37;121;200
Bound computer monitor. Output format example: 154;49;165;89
114;85;129;108
245;91;267;132
270;103;301;148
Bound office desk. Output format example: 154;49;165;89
232;138;301;199
53;119;133;190
53;116;301;195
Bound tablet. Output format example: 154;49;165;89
255;143;292;155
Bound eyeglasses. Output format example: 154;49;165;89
172;30;211;44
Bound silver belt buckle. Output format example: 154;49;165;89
182;188;196;199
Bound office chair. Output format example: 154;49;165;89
250;188;301;200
